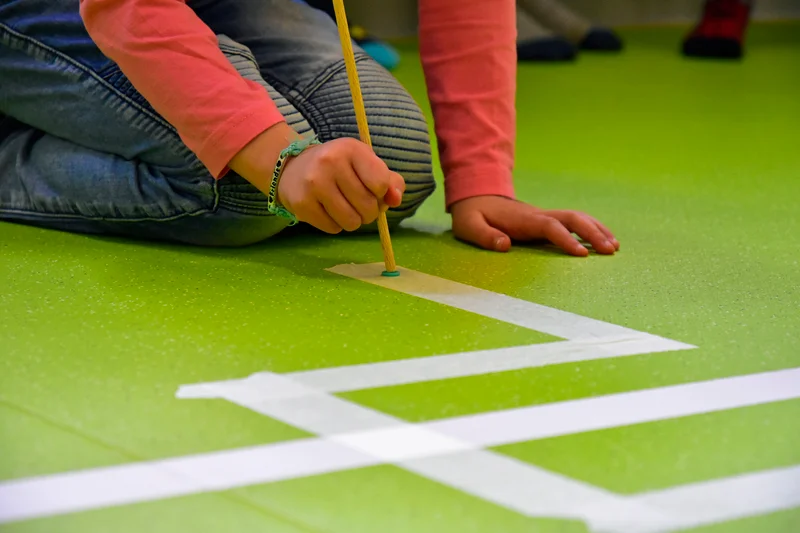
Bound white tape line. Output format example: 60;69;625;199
287;334;693;393
326;263;649;341
403;450;670;529
5;368;799;525
178;335;693;401
426;367;800;447
180;375;630;515
178;263;695;402
182;368;800;529
0;439;379;524
234;393;402;435
628;465;800;533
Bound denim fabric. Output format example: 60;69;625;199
0;0;435;246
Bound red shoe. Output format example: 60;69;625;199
682;0;751;59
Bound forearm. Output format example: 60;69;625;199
418;0;517;208
80;0;286;178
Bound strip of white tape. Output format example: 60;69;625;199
288;334;692;393
402;450;671;528
3;369;799;526
178;263;694;402
426;367;800;446
0;439;379;524
178;335;693;401
629;465;800;533
5;263;793;531
326;263;651;341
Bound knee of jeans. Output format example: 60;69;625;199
345;59;437;222
152;209;291;247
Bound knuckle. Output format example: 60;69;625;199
341;136;361;149
316;149;340;169
362;208;379;225
544;217;561;231
307;175;328;196
294;196;313;212
323;222;342;234
344;215;361;232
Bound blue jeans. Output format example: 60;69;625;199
0;0;435;246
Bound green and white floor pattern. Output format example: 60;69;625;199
1;24;799;533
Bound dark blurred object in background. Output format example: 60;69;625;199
516;0;623;62
301;0;401;70
683;0;752;59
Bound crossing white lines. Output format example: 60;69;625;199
2;264;796;532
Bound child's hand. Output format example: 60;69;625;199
278;138;405;233
451;196;620;256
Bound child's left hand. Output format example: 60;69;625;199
450;196;620;256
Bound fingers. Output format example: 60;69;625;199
345;139;405;208
280;137;405;233
588;215;620;250
336;170;380;225
383;171;406;208
554;211;616;255
301;201;342;234
486;203;589;256
539;217;589;257
453;209;512;252
318;187;362;232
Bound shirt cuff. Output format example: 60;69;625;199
194;104;287;179
444;165;516;210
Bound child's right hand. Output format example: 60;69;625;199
277;137;405;233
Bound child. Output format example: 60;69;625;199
0;0;618;256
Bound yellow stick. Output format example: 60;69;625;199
331;0;397;274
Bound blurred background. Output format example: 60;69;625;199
345;0;799;39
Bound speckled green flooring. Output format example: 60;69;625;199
1;24;799;533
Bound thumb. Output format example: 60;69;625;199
382;172;405;208
454;210;511;252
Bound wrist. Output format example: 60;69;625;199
228;122;300;195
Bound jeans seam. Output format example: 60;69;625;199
0;23;207;177
0;205;214;223
274;54;373;142
0;23;220;220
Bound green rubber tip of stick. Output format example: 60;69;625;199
381;270;400;277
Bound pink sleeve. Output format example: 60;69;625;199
79;0;286;178
418;0;517;208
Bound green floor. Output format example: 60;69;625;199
1;24;800;532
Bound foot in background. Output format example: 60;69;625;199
683;0;752;59
295;0;400;70
579;28;624;52
517;0;623;52
350;25;401;71
516;6;576;62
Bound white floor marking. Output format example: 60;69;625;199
4;368;799;526
0;439;380;524
5;264;797;531
179;263;694;400
426;367;800;446
629;465;800;533
327;263;659;341
402;450;671;529
177;335;692;399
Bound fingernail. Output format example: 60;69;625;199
394;187;403;197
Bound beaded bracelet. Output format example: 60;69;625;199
267;137;322;224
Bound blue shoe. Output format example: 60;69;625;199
351;25;401;71
517;37;577;62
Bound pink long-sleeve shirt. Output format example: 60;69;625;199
79;0;516;208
